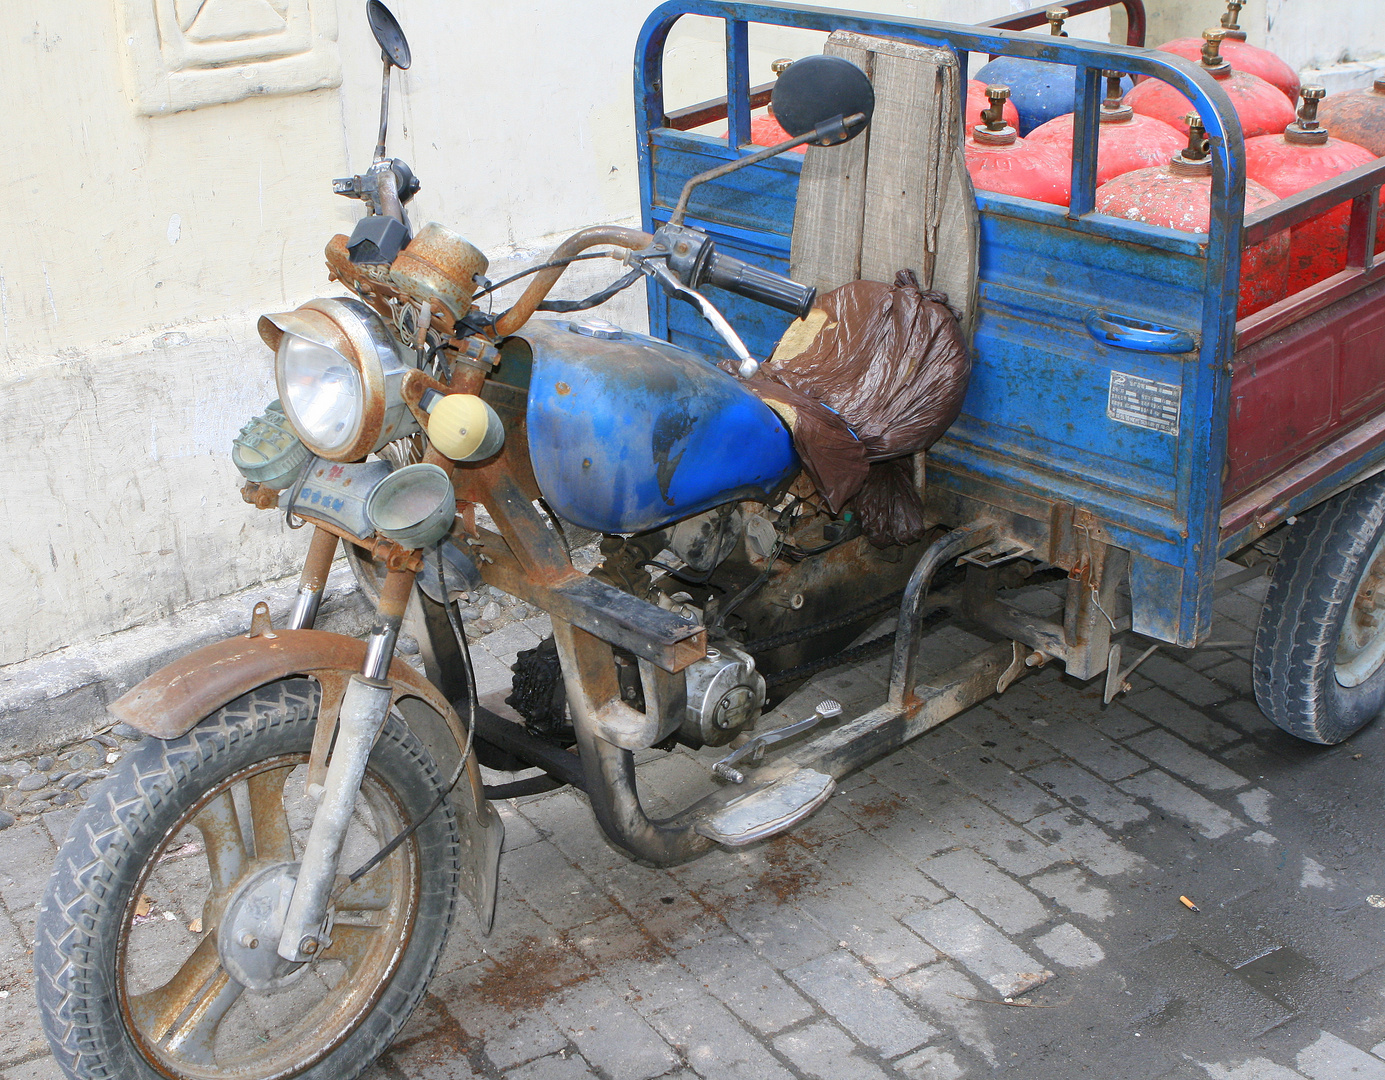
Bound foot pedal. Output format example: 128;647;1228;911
695;768;836;847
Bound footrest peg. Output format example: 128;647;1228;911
694;768;836;847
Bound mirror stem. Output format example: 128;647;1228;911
374;54;392;162
669;112;865;226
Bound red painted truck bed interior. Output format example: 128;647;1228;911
1226;276;1385;501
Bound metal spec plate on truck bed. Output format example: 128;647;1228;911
1107;371;1180;436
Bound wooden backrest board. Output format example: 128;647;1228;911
789;31;979;337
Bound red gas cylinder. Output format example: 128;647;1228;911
966;79;1020;131
1155;0;1298;102
1245;87;1381;294
964;86;1071;206
1095;115;1289;318
1027;71;1187;185
1317;78;1385;157
721;58;806;153
1127;29;1295;139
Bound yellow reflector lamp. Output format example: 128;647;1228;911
426;393;505;462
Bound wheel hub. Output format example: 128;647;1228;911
216;862;313;991
1336;532;1385;687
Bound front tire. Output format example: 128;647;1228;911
1253;475;1385;744
36;678;460;1080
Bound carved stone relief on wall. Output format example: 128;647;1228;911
115;0;341;115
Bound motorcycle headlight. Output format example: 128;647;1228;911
258;297;419;462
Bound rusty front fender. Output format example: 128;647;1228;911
109;628;504;932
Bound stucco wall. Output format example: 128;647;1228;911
1140;0;1384;72
0;0;1114;671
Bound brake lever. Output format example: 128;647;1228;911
637;258;760;379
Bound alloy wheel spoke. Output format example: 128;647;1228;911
319;922;384;966
246;767;295;862
127;935;226;1043
194;791;248;897
162;969;244;1066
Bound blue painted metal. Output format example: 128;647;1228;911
1083;311;1196;353
973;56;1130;136
726;20;752;148
522;320;797;535
632;2;1385;648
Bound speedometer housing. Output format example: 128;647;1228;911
259;297;418;462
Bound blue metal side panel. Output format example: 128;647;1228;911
646;132;803;359
644;125;1210;641
927;196;1215;641
523;321;797;535
634;3;1257;646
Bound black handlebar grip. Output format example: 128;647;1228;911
704;251;817;321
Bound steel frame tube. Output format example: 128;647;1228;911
890;525;996;706
554;621;713;865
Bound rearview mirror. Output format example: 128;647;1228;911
367;0;411;69
771;55;875;145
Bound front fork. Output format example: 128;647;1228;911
275;526;419;962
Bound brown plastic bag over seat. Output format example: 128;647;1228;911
736;271;969;546
741;31;979;546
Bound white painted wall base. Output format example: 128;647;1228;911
1298;59;1385;95
0;563;370;759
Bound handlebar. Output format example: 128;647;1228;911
660;223;815;320
699;246;816;320
492;225;653;336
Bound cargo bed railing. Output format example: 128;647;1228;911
663;0;1147;133
1236;156;1385;349
637;2;1245;349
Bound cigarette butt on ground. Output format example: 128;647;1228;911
1179;895;1200;912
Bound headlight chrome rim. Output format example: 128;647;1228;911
259;297;417;462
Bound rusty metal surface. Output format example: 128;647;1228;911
666;80;775;130
109;627;501;926
479;538;706;673
306;671;349;791
114;630;446;747
117;752;419;1075
387;222;488;324
981;0;1145;46
491;226;652;337
325;234;462;341
301;527;339;594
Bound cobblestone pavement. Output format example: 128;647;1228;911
2;566;1384;1080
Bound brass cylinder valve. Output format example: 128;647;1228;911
973;84;1018;145
1200;29;1232;77
1285;85;1329;145
1100;69;1133;123
1171;113;1213;175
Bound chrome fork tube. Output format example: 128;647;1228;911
276;563;415;962
286;527;339;631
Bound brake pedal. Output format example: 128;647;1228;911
713;699;842;784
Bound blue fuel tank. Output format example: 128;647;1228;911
519;319;798;535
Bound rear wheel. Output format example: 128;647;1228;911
1253;476;1385;744
36;679;459;1080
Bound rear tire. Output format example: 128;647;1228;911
1253;475;1385;744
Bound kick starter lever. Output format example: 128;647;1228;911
713;699;843;784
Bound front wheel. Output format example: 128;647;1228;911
36;678;460;1080
1253;475;1385;744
